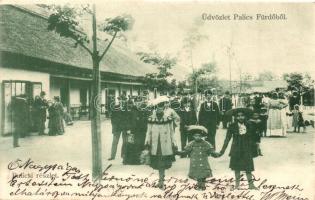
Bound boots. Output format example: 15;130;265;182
158;170;165;190
234;171;241;190
158;177;165;190
246;172;258;190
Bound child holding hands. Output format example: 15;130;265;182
177;125;220;190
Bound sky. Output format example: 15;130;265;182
90;2;315;81
5;0;314;81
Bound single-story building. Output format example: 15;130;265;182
0;5;156;136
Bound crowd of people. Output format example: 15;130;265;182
10;91;73;147
9;88;313;190
107;89;314;190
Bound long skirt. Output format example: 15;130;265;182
267;108;287;137
150;139;175;170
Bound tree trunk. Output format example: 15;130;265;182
91;5;102;181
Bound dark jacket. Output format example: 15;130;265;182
111;104;134;133
11;97;28;131
178;106;197;131
289;96;300;111
33;97;48;118
221;122;260;158
253;96;262;112
198;101;220;128
219;97;233;112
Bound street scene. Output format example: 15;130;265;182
0;2;315;200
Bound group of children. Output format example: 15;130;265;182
177;108;263;191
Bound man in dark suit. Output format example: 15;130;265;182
33;91;48;135
198;90;220;150
253;92;263;112
178;97;197;157
108;96;132;161
219;91;233;128
11;95;28;147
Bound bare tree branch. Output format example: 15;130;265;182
76;40;93;56
99;31;118;61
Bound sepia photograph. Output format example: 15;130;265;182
0;1;314;200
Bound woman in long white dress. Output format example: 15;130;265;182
266;92;288;137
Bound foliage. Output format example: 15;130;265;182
137;52;177;92
187;62;219;92
256;70;277;81
47;5;89;46
137;52;176;78
283;72;314;93
177;80;187;94
46;4;134;60
98;14;134;37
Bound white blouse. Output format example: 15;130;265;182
238;123;247;135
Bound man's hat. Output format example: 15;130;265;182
204;89;213;96
225;107;253;117
40;91;46;96
187;125;208;136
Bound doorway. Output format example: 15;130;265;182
1;80;42;136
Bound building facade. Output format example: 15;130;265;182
0;5;155;136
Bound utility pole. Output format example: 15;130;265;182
227;43;234;94
239;68;242;94
91;4;102;180
189;43;199;111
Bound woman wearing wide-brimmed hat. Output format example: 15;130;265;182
144;96;180;189
218;107;260;190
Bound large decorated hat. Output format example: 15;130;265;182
225;107;253;117
148;96;170;106
187;125;208;136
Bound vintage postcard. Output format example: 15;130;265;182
0;1;314;200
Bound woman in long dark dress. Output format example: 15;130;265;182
48;97;64;136
123;101;141;165
219;108;261;190
48;100;58;136
54;96;65;135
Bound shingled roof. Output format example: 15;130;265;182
0;5;156;77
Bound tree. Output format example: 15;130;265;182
137;52;177;93
182;19;208;70
187;62;218;93
182;19;208;109
47;4;134;180
257;70;277;81
177;80;187;94
283;72;314;92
